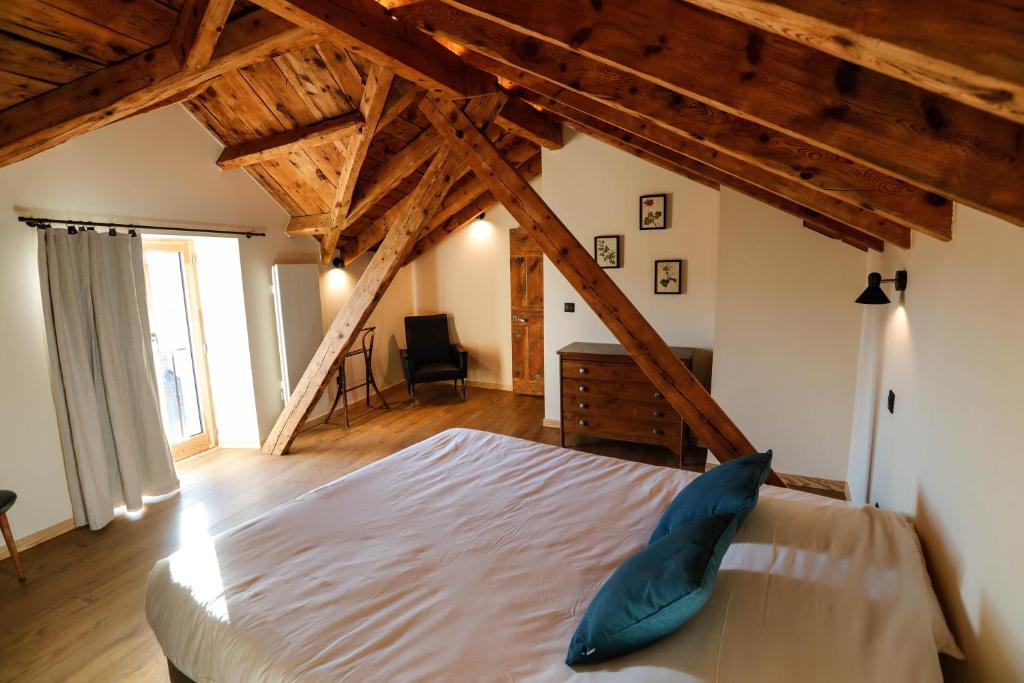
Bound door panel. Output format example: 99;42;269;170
510;229;544;396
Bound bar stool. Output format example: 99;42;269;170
327;327;391;428
0;490;25;581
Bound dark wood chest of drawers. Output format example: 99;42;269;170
557;342;705;469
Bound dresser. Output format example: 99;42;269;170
557;342;705;469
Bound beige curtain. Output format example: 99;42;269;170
37;229;179;530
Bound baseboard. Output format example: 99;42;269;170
775;471;847;495
542;418;561;430
843;481;853;502
467;380;513;392
0;517;76;560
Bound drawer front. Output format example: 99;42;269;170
563;411;682;448
562;378;669;403
562;395;677;423
561;360;650;384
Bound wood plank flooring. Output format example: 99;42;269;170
0;386;833;681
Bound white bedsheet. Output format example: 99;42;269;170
146;428;957;682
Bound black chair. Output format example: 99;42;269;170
0;490;25;581
400;314;468;401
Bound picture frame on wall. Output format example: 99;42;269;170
594;235;622;268
640;194;668;230
654;259;683;294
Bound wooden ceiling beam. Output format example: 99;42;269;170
681;0;1024;124
393;2;950;239
433;0;1024;227
420;92;783;484
321;64;395;264
532;92;910;248
250;0;562;149
0;10;314;168
172;0;236;71
262;93;507;455
216;110;363;168
551;99;884;252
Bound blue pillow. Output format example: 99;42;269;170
566;513;738;665
648;451;772;544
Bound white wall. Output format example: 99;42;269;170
541;133;722;420
0;105;317;540
848;205;1024;681
712;189;866;479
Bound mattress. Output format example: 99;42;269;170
146;428;957;682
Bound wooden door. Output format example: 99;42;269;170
510;228;544;395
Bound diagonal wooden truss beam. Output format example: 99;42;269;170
0;10;315;168
680;0;1024;124
433;0;1024;227
250;0;563;149
216;110;364;168
339;136;537;264
320;64;395;264
393;3;950;240
420;93;783;485
172;0;237;71
262;94;506;455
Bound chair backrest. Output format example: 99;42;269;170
405;314;451;364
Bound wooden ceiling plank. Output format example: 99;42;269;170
36;0;179;48
262;93;507;455
0;0;152;63
0;32;102;84
216;110;363;168
321;64;395;263
172;0;236;71
274;45;355;120
0;9;313;168
531;91;912;248
0;70;55;109
315;43;364;108
421;93;781;483
394;3;950;239
682;0;1024;124
436;0;1024;227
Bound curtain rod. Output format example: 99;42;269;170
18;216;266;238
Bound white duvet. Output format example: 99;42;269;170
146;428;958;682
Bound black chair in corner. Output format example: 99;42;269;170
400;314;468;401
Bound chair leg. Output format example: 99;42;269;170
0;513;25;581
462;378;467;400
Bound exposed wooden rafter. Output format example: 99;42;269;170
216;110;363;169
250;0;563;150
0;10;315;168
679;0;1024;124
430;0;1024;227
262;94;507;455
420;93;783;485
393;2;950;240
172;0;236;71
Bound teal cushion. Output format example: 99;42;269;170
565;513;738;665
648;451;772;544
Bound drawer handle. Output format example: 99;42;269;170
578;385;588;392
579;419;589;427
653;391;663;399
652;428;664;436
578;367;588;375
579;403;588;410
652;410;664;417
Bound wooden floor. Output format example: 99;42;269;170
0;386;834;682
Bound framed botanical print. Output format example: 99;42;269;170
654;259;683;294
640;194;668;230
594;235;621;268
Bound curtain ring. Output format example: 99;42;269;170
67;225;78;234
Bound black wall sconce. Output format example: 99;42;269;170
332;256;344;270
856;270;907;304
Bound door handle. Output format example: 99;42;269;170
512;315;528;322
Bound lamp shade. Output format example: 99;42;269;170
856;272;891;305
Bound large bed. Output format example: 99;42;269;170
146;429;959;681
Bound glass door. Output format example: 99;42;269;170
142;239;216;460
